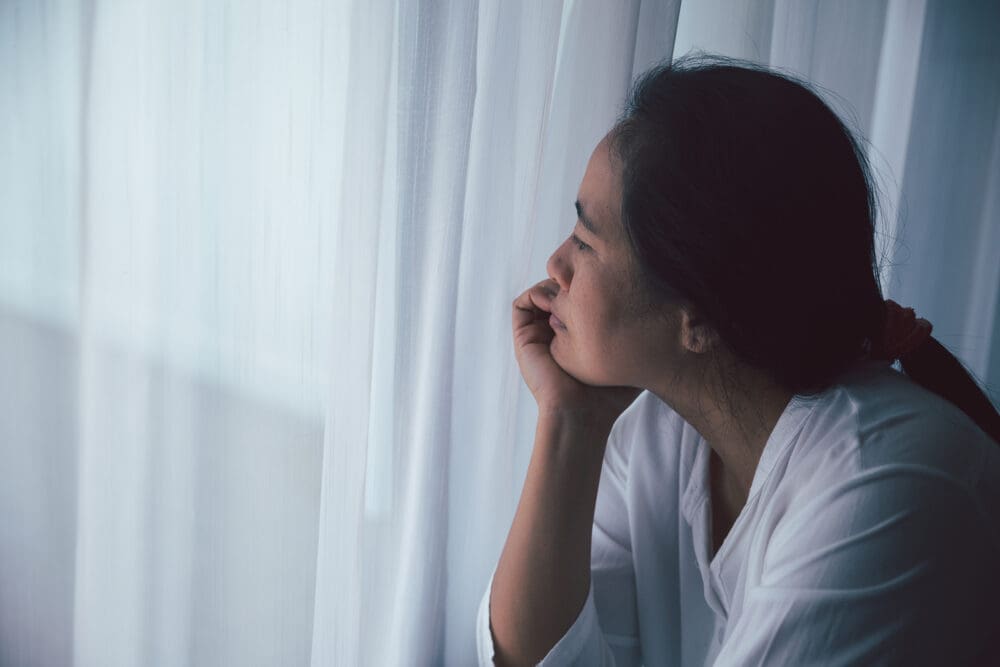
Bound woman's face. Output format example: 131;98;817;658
546;135;678;388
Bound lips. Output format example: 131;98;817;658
549;312;567;330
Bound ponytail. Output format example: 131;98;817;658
900;337;1000;446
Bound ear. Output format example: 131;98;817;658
679;308;719;355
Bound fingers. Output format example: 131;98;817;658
512;279;559;354
513;317;555;349
512;279;559;329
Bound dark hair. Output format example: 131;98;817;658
610;53;1000;445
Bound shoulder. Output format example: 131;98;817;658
783;361;993;496
612;389;684;439
599;390;690;493
759;362;1000;566
606;390;683;456
714;363;998;663
763;459;996;580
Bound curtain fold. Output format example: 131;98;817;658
309;0;396;664
0;1;997;665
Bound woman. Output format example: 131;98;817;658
476;55;1000;666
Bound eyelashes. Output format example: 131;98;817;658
570;234;591;252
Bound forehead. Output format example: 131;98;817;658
577;135;623;239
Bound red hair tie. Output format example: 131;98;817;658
871;299;933;361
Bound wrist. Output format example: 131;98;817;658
535;407;614;461
538;402;616;434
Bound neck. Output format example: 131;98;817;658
650;362;794;499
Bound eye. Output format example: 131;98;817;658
570;234;591;252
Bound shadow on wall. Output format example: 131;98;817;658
0;304;326;666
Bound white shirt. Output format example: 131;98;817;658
477;359;1000;665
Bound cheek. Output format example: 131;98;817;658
576;295;631;358
591;278;637;336
563;267;636;344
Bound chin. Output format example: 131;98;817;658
551;344;621;387
549;340;584;381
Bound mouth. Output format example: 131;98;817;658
549;313;567;331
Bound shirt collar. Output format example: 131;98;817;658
680;388;819;523
745;393;817;501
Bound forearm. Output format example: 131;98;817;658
489;411;611;666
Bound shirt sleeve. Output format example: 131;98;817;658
476;420;642;666
713;464;1000;666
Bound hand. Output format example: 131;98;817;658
512;279;641;431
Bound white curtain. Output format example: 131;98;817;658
1;0;997;665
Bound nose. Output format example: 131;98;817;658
546;238;572;292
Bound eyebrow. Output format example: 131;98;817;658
575;200;601;238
